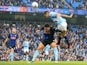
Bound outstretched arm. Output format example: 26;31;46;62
60;0;73;18
3;38;9;47
56;13;73;19
61;14;73;18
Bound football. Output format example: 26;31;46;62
32;2;38;8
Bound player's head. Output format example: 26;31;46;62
12;27;17;34
25;36;29;41
44;24;50;32
44;11;49;18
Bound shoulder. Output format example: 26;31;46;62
49;12;61;17
50;12;57;15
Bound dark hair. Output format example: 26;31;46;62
26;36;29;39
44;24;50;27
44;11;49;14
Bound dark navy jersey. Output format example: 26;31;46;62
41;27;56;40
8;33;18;46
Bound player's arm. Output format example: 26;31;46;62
56;13;73;21
60;14;73;18
3;34;10;47
3;38;9;47
58;0;73;18
60;0;74;19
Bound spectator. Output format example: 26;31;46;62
0;23;87;61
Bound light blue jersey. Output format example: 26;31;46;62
49;12;66;25
23;41;30;49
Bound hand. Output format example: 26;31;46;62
70;9;74;18
69;14;73;18
3;43;6;48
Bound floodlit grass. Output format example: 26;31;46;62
0;61;87;65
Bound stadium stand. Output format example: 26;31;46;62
0;23;87;61
0;0;86;9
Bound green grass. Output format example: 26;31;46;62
0;61;87;65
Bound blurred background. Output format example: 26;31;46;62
0;0;87;61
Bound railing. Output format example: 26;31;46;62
0;6;87;15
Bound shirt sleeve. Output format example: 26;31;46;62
49;12;57;17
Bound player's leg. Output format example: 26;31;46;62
57;35;62;45
9;48;14;61
23;48;28;61
58;22;70;48
61;22;70;48
5;43;10;61
23;48;25;60
45;45;50;60
8;49;11;61
32;42;45;62
26;49;29;61
50;41;58;63
57;23;63;45
64;35;70;48
45;45;50;55
6;49;9;61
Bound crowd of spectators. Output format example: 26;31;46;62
0;0;86;9
0;23;87;61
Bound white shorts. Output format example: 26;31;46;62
45;51;49;55
57;21;67;31
23;48;29;53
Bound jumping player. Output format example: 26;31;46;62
44;11;73;48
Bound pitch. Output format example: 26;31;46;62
0;61;87;65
